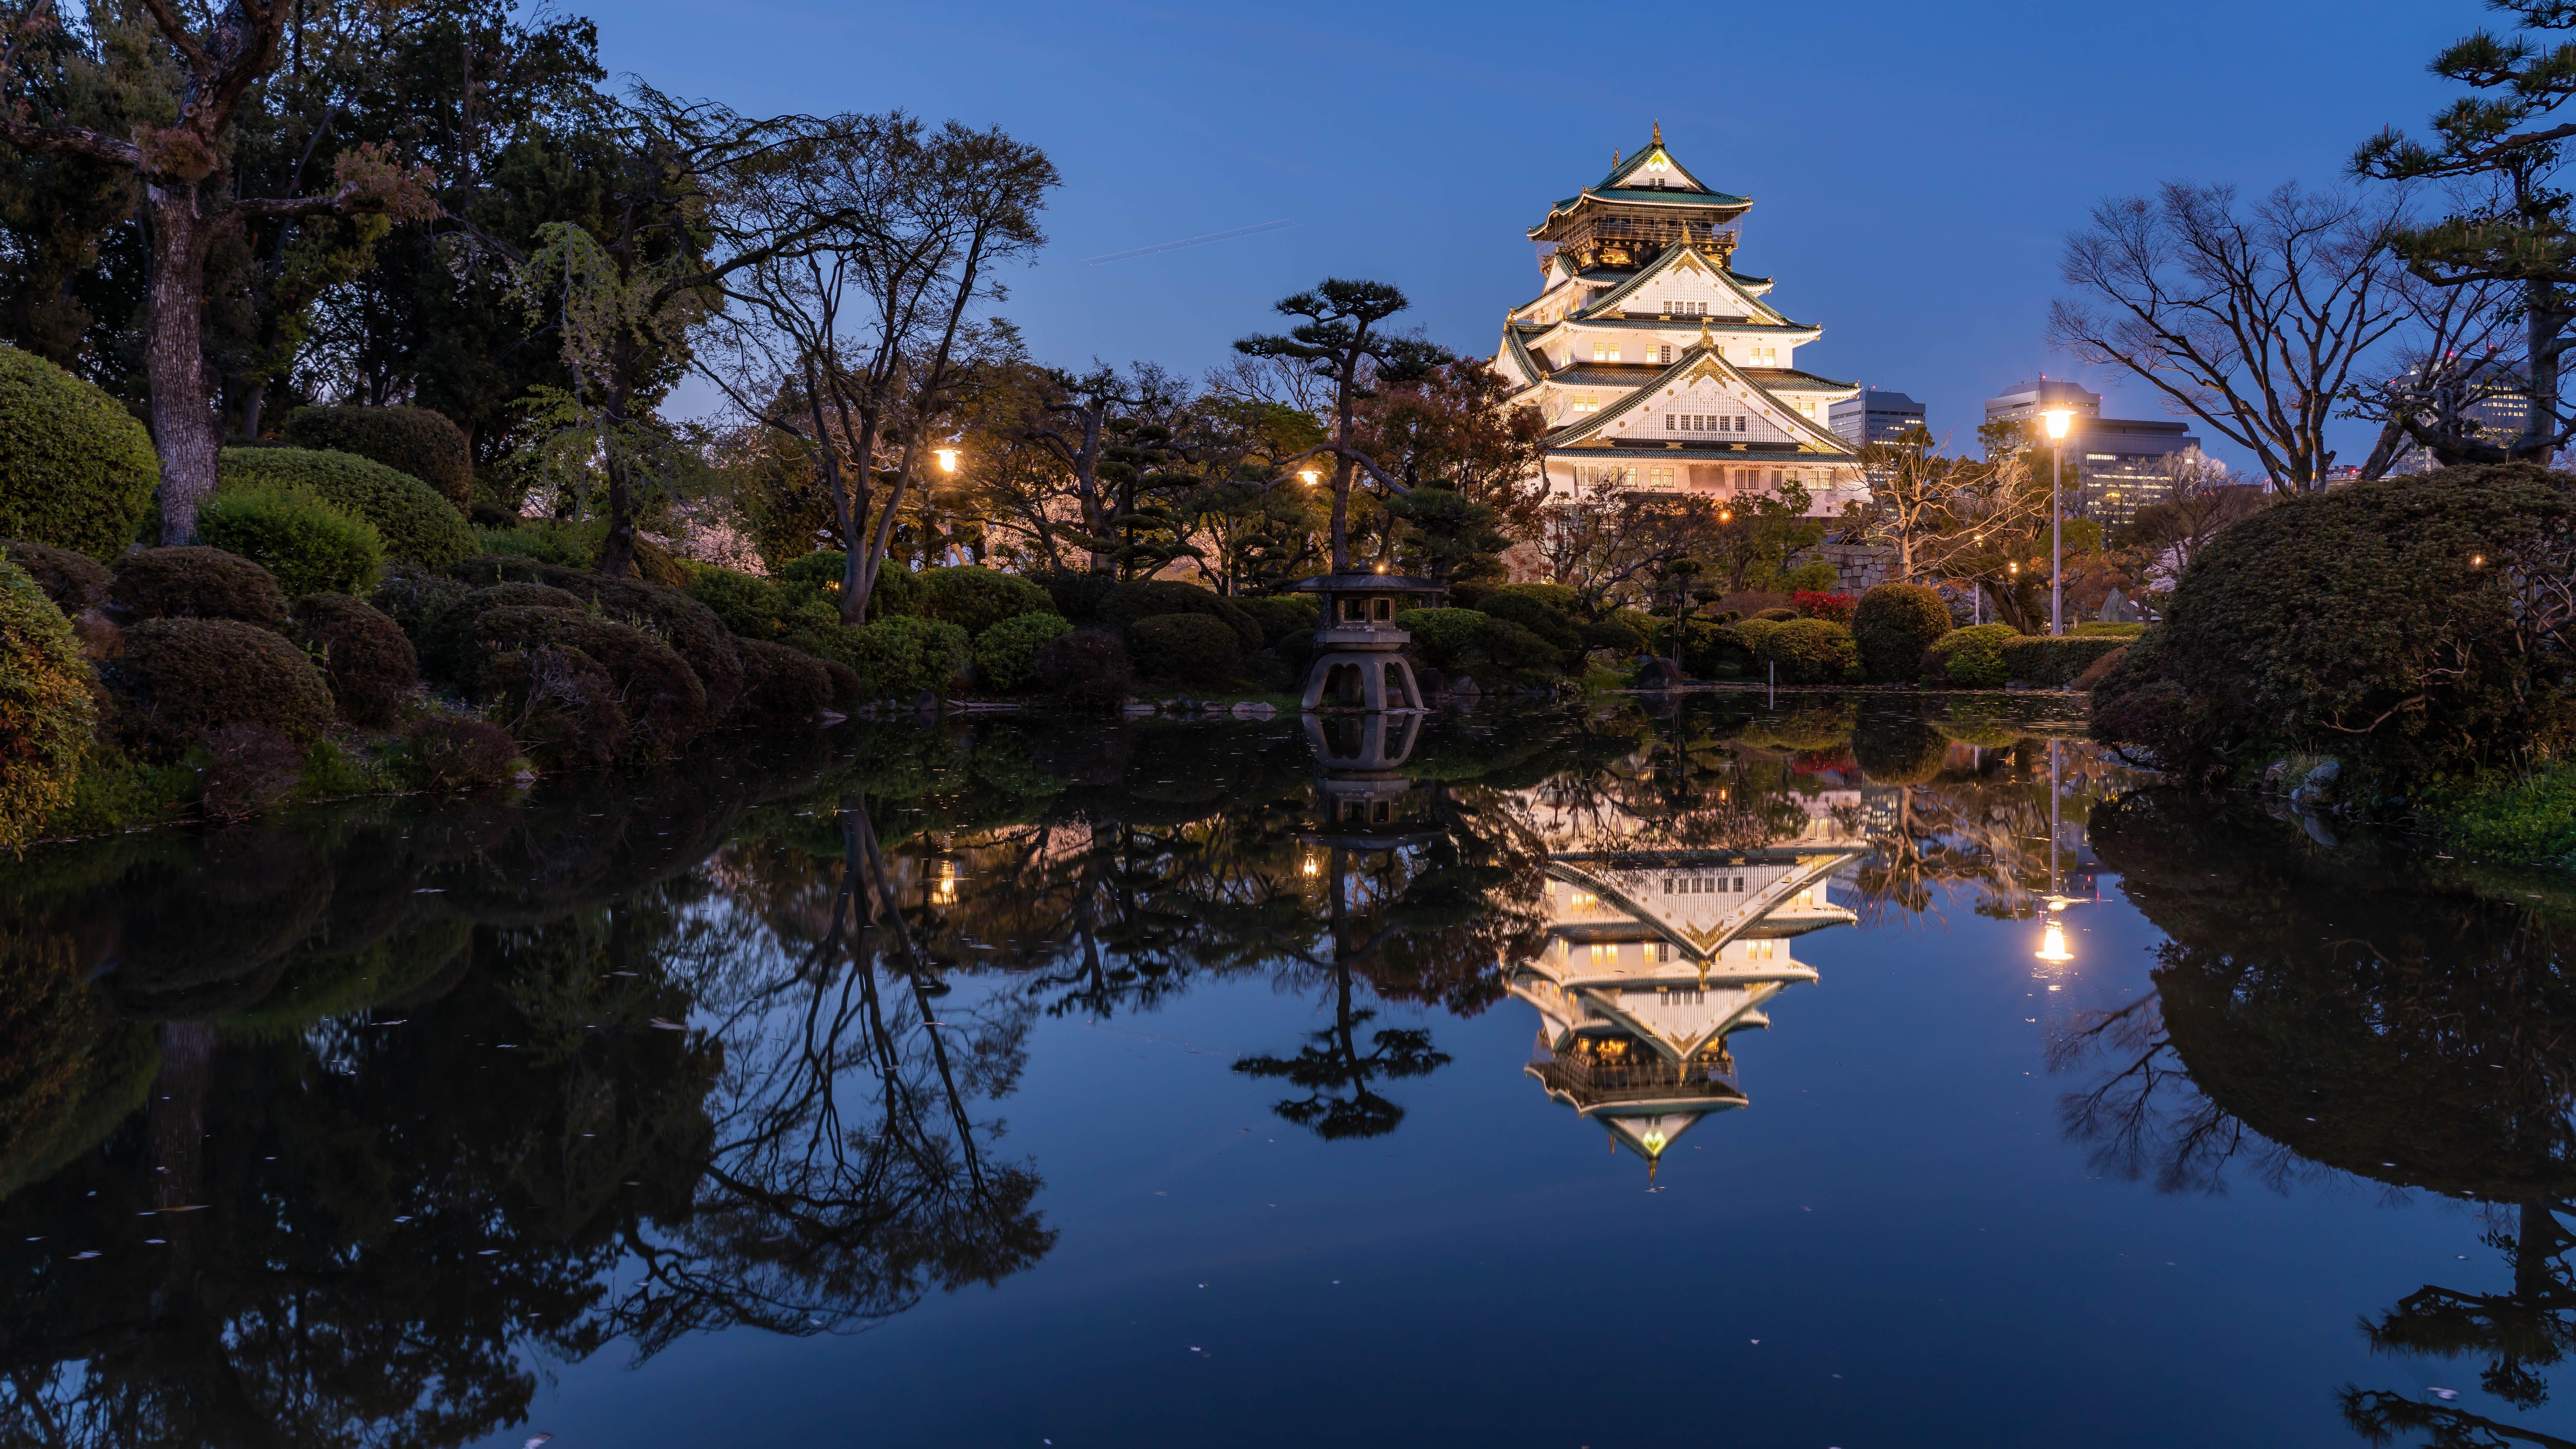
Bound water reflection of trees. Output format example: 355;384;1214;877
2077;789;2576;1446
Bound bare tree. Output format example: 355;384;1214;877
2051;182;2408;491
2119;451;2271;589
2342;257;2531;472
1852;426;2046;583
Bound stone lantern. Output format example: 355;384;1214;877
1290;569;1446;712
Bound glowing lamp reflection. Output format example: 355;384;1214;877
2035;917;2073;963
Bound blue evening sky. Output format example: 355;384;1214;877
603;0;2469;476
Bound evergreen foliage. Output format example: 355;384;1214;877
0;346;156;559
915;566;1055;636
289;594;419;728
219;447;472;566
1851;583;1955;684
1925;624;2021;687
113;618;335;753
281;406;475;509
108;547;291;629
0;559;96;851
0;540;110;616
198;485;385;596
1129;613;1243;685
973;613;1073;692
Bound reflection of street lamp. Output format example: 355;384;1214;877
933;858;959;904
2036;912;2074;963
2040;408;2074;637
1301;854;1320;878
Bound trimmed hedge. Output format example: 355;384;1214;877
731;638;833;726
1925;624;2020;688
281;405;474;510
198;485;385;596
116;617;334;752
450;556;746;719
974;612;1072;692
1678;619;1752;679
685;566;788;639
2001;634;2129;687
220;447;472;566
0;559;97;851
2091;464;2576;787
465;605;708;761
1234;595;1319;650
1754;616;1859;685
0;344;158;559
289;594;418;727
1031;567;1118;624
109;547;291;628
916;566;1053;636
1101;580;1262;652
1036;628;1135;707
1;540;110;616
417;581;584;681
807;615;971;700
396;716;519;790
1129;612;1242;685
1394;607;1558;674
1852;583;1954;684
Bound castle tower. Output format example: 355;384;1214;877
1491;128;1867;514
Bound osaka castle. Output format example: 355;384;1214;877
1490;125;1865;514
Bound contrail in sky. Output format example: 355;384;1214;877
1082;219;1298;266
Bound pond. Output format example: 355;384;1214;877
0;694;2568;1448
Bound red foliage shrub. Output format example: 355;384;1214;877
1793;590;1856;624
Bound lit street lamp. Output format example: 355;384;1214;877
933;447;961;474
2039;408;2073;636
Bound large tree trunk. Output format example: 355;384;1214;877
145;186;223;546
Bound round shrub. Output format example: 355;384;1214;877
1491;582;1580;612
115;617;333;752
1129;612;1242;685
1755;616;1859;685
1474;589;1581;656
2091;465;2576;787
1;540;110;616
280;405;474;510
1793;590;1857;624
1754;606;1800;622
1679;620;1751;679
1852;710;1949;785
1999;634;2129;687
1852;583;1954;684
450;557;745;719
1392;607;1491;670
730;638;833;726
198;485;385;596
109;546;290;628
1101;580;1262;653
465;605;709;761
289;594;418;727
974;612;1072;693
219;447;472;566
371;562;469;642
916;566;1053;636
839;615;972;700
1578;616;1646;655
397;715;519;790
1035;627;1136;708
0;559;97;850
0;344;157;559
1925;624;2019;687
1235;594;1321;649
417;581;583;683
685;566;788;639
812;656;865;713
1031;567;1117;624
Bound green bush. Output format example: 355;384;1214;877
1030;567;1118;623
218;447;471;566
803;614;971;700
1235;594;1320;649
1035;628;1135;707
0;560;97;851
2001;634;2129;687
1678;620;1752;679
1754;616;1859;684
1474;590;1581;656
417;581;584;681
730;638;833;726
916;566;1053;636
1102;580;1263;652
974;612;1072;692
198;485;385;596
1578;616;1645;655
1852;583;1954;684
289;594;418;727
1926;624;2020;687
281;405;475;509
1394;607;1491;670
0;344;157;559
2074;621;2146;638
2422;763;2576;866
114;617;334;754
109;546;291;628
1490;582;1579;612
465;605;709;762
2091;465;2576;787
450;556;746;719
685;566;788;639
1129;612;1243;685
474;519;592;569
1;541;110;616
371;562;468;642
394;715;519;790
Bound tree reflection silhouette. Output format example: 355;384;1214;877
2081;789;2576;1443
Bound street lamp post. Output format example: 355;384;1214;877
2040;408;2073;637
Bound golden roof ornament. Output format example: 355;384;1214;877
1697;316;1713;348
1652;119;1663;146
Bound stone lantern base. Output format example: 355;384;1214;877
1300;652;1426;712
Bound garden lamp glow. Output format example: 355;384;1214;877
933;447;961;473
1298;468;1320;486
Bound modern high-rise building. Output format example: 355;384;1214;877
2387;358;2535;474
1829;388;1926;448
1487;126;1865;515
1983;378;2200;525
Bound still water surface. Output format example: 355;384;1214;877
0;696;2563;1448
